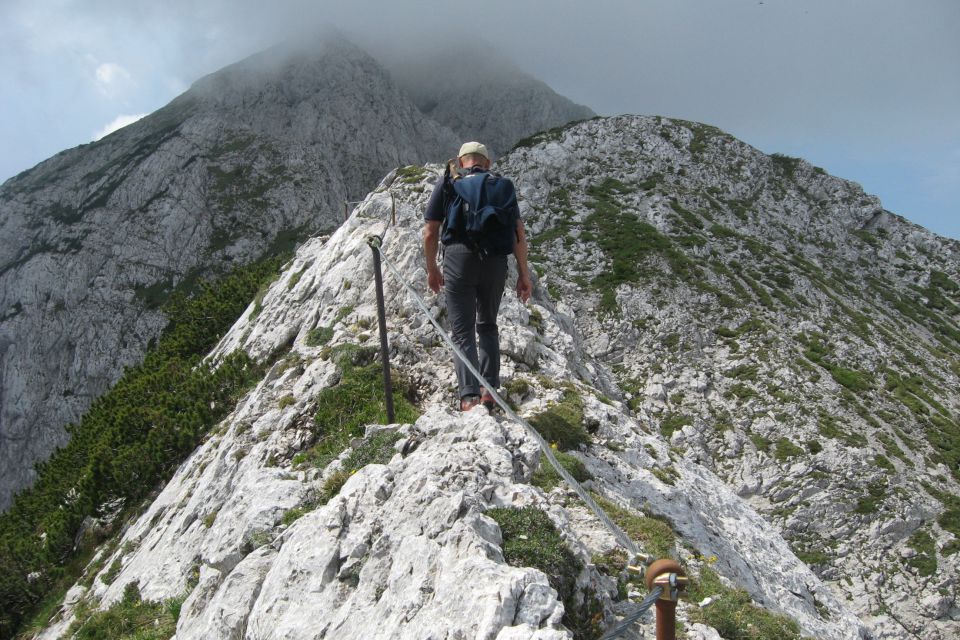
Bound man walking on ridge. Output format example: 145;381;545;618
423;141;532;412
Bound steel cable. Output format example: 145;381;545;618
369;236;642;558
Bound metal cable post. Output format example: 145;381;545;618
367;235;395;423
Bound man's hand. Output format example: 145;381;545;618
516;272;532;303
428;265;444;294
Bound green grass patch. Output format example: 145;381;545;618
532;451;593;492
590;494;675;560
510;118;595;150
505;377;531;399
726;383;758;402
395;164;428;184
688;566;801;639
341;431;403;472
317;470;351;505
905;529;938;576
305;325;334;347
528;386;590;451
292;346;419;470
921;483;960;542
487;507;599;638
724;364;758;381
854;480;887;515
583;179;700;315
749;433;772;453
68;582;183;640
286;265;308;290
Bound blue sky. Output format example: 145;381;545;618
1;0;957;239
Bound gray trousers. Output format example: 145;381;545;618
443;244;508;398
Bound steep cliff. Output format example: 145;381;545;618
0;35;590;510
17;116;960;640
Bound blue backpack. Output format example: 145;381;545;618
442;168;519;257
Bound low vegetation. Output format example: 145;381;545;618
292;346;419;471
687;566;802;639
69;582;182;640
487;507;601;638
590;494;675;561
528;385;590;451
0;254;287;638
532;451;592;492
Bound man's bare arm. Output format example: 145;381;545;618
423;220;444;293
514;220;532;302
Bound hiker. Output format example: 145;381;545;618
423;141;532;412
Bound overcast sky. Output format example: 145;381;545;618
1;0;957;239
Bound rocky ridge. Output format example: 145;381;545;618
501;116;960;638
11;114;960;639
35;164;868;640
0;35;591;509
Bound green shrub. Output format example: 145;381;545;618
770;153;802;180
529;308;545;333
773;438;804;462
659;413;692;438
905;529;937;577
0;253;285;637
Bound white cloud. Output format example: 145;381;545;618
95;62;130;85
94;61;134;97
92;113;147;141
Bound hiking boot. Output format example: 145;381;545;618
480;391;497;412
460;395;481;411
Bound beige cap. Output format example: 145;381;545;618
458;141;489;160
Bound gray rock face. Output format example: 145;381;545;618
0;35;589;509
